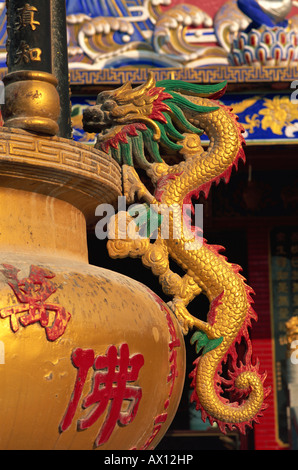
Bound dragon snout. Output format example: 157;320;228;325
82;105;107;133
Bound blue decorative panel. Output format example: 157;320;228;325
71;91;298;145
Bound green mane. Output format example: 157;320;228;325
106;80;226;169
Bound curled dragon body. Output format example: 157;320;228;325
83;73;270;433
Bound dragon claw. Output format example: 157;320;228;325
167;299;194;335
123;165;155;204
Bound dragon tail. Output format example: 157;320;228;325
189;272;270;433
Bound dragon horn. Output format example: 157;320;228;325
111;81;134;101
117;71;156;103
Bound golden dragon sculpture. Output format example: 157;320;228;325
83;72;270;433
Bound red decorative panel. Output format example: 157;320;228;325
247;223;288;450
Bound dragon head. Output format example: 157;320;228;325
83;73;162;137
83;72;227;169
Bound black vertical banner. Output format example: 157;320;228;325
50;0;72;138
6;0;52;73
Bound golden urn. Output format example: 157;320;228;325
0;127;185;450
0;0;185;449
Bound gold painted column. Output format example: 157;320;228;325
2;0;71;137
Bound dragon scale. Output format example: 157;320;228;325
83;73;269;433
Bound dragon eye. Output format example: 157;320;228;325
102;99;116;110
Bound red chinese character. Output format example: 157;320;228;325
0;264;71;341
136;291;181;449
139;413;168;450
60;343;144;447
165;311;180;400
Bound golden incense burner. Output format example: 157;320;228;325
0;0;185;450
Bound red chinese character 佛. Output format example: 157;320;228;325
60;343;144;447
